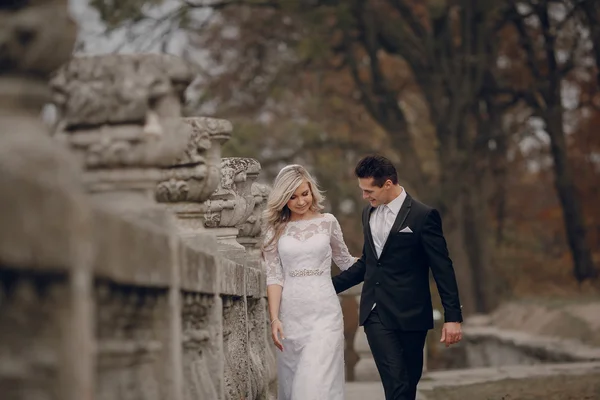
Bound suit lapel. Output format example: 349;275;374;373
364;206;377;258
379;194;412;259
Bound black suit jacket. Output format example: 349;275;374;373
332;193;463;330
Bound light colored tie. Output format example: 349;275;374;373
372;205;391;310
376;205;390;257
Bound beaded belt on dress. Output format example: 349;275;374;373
289;269;325;277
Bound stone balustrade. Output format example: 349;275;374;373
0;2;275;400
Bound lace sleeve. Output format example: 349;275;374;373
262;228;284;286
330;215;357;271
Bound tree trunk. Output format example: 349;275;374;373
434;120;496;314
434;130;478;315
461;158;496;312
486;108;509;245
545;107;597;281
581;1;600;87
386;116;429;197
439;194;478;315
492;136;508;246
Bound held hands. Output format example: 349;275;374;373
440;322;462;347
271;319;285;351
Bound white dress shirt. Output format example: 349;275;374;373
369;188;406;258
369;188;406;310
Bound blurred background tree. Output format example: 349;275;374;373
82;0;600;311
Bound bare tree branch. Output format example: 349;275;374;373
580;0;600;86
560;37;579;76
508;2;544;81
183;0;281;9
538;2;560;95
388;0;428;39
343;33;381;122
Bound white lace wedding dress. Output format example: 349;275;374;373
264;213;356;400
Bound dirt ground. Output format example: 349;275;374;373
422;373;600;400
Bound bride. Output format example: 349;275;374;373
262;164;357;400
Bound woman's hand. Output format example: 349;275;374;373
271;319;285;351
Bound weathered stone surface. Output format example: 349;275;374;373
205;158;261;229
179;240;219;294
223;297;249;400
181;292;223;400
238;182;270;256
219;258;246;297
50;54;194;203
177;117;232;163
462;326;600;366
0;0;77;78
0;160;89;272
417;361;600;392
247;298;269;400
245;266;263;299
91;205;173;287
197;157;263;262
50;54;195;127
0;4;95;400
0;0;88;273
0;272;68;400
95;282;170;400
52;122;191;169
1;3;273;398
158;117;231;210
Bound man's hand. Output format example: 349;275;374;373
440;322;462;347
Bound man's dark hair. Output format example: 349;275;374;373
354;155;398;187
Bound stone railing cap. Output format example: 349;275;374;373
50;53;196;128
184;117;233;137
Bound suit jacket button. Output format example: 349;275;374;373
375;282;380;285
377;262;381;266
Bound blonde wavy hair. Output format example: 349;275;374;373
261;164;325;251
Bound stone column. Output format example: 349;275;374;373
50;54;194;217
197;156;267;400
155;116;232;400
157;116;232;245
238;182;271;400
0;2;95;400
50;53;196;400
204;157;262;261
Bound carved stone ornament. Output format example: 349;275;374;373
155;117;232;204
203;158;262;229
49;54;196;192
50;53;194;128
238;183;270;239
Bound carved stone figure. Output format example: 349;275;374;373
50;54;195;199
157;117;231;204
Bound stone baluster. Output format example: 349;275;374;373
201;157;262;260
196;156;270;400
237;181;272;400
154;116;232;400
50;53;196;400
235;180;273;398
50;54;194;217
0;2;95;400
238;182;270;260
156;117;232;242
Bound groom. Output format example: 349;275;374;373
333;155;463;400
